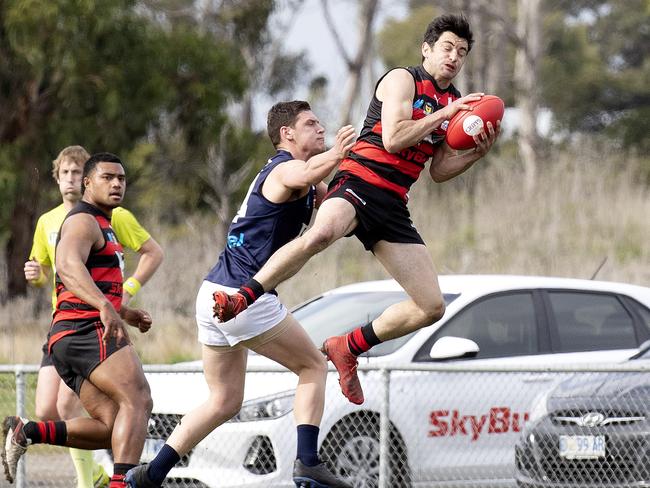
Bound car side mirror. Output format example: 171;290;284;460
429;336;480;360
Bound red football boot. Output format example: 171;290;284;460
212;291;248;322
322;336;364;405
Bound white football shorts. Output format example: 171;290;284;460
195;280;288;347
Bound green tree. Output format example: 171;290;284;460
542;0;650;151
0;0;246;299
377;2;438;69
132;0;311;237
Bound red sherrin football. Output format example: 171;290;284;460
445;95;504;150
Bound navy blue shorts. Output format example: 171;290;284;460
325;172;425;251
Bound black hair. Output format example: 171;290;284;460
82;152;124;193
267;100;312;148
423;14;474;52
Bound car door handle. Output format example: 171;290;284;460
522;374;555;383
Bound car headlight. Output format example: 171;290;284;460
229;391;295;422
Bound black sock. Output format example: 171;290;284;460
360;322;382;348
23;420;67;445
113;463;136;476
238;278;265;305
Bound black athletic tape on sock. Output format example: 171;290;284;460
113;463;137;476
239;278;265;305
361;322;381;348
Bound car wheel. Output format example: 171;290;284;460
321;411;411;488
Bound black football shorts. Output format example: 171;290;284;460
49;320;126;395
40;342;53;368
325;172;425;251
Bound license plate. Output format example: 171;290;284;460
140;438;166;463
559;435;606;459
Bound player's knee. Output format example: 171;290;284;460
125;380;153;415
296;350;328;379
209;393;243;421
35;403;59;421
56;397;80;420
420;300;446;326
303;226;337;254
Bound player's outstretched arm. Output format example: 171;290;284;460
277;124;357;190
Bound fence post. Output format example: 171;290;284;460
15;366;27;488
379;368;390;488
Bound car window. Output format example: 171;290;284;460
548;292;638;351
632;300;650;335
414;292;538;361
293;291;459;357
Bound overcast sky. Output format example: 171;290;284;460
260;1;520;137
251;0;407;131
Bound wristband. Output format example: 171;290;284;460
123;276;142;297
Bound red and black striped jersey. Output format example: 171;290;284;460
51;202;124;333
339;65;461;201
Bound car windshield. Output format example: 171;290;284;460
292;290;459;357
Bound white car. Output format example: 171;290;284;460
116;275;650;487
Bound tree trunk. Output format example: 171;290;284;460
321;0;379;126
514;0;541;191
486;0;508;97
5;162;41;300
240;45;255;131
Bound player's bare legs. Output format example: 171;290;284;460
3;369;120;483
57;382;84;419
35;366;62;421
64;382;118;449
323;242;445;405
125;316;350;488
256;198;357;290
213;198;357;322
164;346;247;457
164;314;328;455
253;315;350;487
253;314;327;426
34;365;110;488
371;241;445;339
123;345;248;487
85;345;152;462
59;375;109;488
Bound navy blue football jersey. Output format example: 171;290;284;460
205;150;316;288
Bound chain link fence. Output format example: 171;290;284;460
2;362;650;488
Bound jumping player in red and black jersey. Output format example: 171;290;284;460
2;153;153;488
214;14;500;406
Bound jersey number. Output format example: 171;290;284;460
232;173;262;224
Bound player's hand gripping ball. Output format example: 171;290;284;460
445;95;504;150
